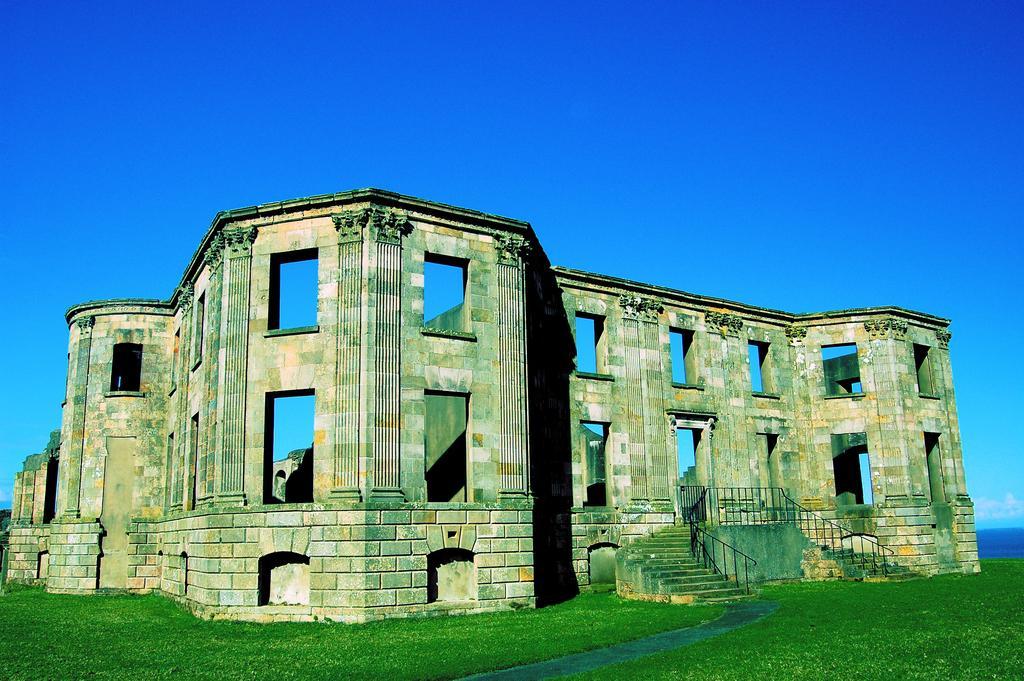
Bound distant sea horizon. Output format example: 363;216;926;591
977;527;1024;558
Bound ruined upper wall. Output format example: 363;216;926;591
552;266;951;330
64;188;533;327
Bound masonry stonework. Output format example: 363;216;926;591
5;189;978;620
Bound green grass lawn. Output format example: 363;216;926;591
0;585;720;680
1;561;1020;680
575;559;1024;680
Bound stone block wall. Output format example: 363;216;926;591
5;525;50;583
126;502;534;622
45;521;102;592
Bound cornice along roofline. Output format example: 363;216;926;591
552;266;951;328
59;189;951;331
65;298;174;326
64;188;534;327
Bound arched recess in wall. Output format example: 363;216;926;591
258;552;310;606
587;543;619;585
36;550;49;580
841;533;880;555
180;552;189;598
427;548;476;603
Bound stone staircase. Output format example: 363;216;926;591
616;527;753;603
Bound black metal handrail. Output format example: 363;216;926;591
680;485;896;576
685;488;756;594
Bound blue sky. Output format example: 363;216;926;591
1;2;1021;527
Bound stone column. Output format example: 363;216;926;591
200;237;226;506
619;294;665;502
706;311;746;488
369;208;410;500
63;316;94;518
12;472;24;522
170;284;193;509
330;211;367;501
864;318;913;502
215;226;258;505
935;328;969;499
495;233;531;497
31;467;45;525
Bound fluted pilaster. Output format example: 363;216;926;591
216;226;257;505
170;284;193;509
63;316;94;518
331;211;366;500
495;233;531;497
370;208;410;500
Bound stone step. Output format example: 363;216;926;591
624;547;693;556
631;562;706;572
626;541;692;548
646;570;721;582
656;583;745;598
656;577;732;590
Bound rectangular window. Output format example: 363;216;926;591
170;328;180;385
188;413;200;510
914;344;936;396
425;391;469;502
166;432;175;507
831;432;872;505
269;249;319;330
264;391;315;504
822;344;862;396
575;313;607;375
42;455;58;524
761;433;781;489
192;293;206;367
924;432;945;503
110;343;143;392
581;422;609;506
676;427;700;486
748;341;773;393
423;255;468;332
670;329;696;384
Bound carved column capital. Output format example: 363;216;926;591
75;316;95;333
368;207;412;245
706;311;743;336
494;232;531;267
785;324;808;342
223;226;258;258
332;209;368;244
177;282;194;312
936;329;952;348
203;232;225;270
619;294;662;321
864;317;908;340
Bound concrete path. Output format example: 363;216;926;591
459;600;778;681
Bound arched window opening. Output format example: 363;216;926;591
36;551;49;580
180;552;189;597
427;548;476;603
587;543;618;586
258;552;310;606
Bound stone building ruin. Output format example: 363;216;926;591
5;188;978;620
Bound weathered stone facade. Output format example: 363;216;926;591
5;189;978;621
